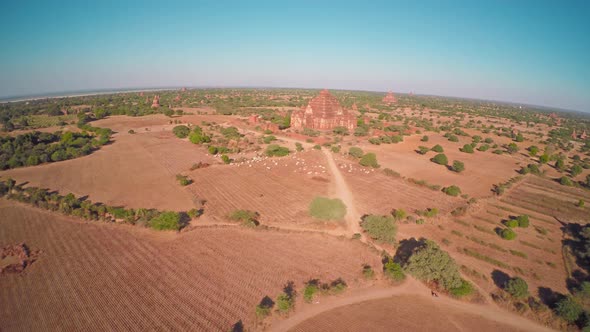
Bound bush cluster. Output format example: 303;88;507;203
360;214;397;244
0;179;184;230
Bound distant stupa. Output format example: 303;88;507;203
151;95;160;108
382;91;397;104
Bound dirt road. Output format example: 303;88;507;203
270;277;554;332
321;149;362;235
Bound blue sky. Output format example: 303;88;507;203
1;1;588;111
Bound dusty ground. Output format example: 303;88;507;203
0;201;381;331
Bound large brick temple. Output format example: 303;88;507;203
291;89;356;131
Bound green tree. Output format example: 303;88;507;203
451;160;465;173
442;185;461;197
431;144;444;152
172;125;190;138
405;240;462;290
460;144;474;153
505;277;529;299
359;153;379;168
266;144;290;157
383;257;405;281
555;296;583;323
333;126;349;135
432;153;448;165
500;228;516;240
349;147;364;158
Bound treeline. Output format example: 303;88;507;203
0;112;112;170
0;178;195;231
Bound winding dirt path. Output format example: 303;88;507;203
321;149;362;235
270;278;554;332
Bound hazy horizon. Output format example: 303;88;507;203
1;1;589;112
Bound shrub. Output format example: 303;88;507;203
359;153;380;168
450;279;473;297
442;185;461;197
331;145;341;153
266;144;290;157
528;145;539;156
431;144;444;152
349;147;364;158
188;126;211;144
505;277;529;299
477;144;490;152
448;135;459;142
176;174;192;186
572;164;583;177
208;146;218;155
451;160;465;173
229;210;259;223
539;154;550;164
383;168;400;177
295;142;303;152
505;219;519;228
128;129;135;134
417;146;430;155
460;144;474;153
263;135;276;144
361;215;397;244
417;208;438;218
187;208;202;219
255;296;274;319
221;154;231;164
362;265;375;279
383;257;405;281
421;135;429;142
276;293;294;314
392;208;407;221
560;176;574;186
432;153;448;165
506;143;519;154
309;197;347;220
303;282;319;303
313;144;321;150
500;228;516;240
172;125;190;138
577;199;585;208
149;211;181;231
405;240;462;290
515;215;529;228
555;296;583;323
333;126;349;135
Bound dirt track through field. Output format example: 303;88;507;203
322;149;361;235
274;277;554;332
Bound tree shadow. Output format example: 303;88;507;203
538;287;566;308
230;320;244;332
393;237;426;265
491;269;510;289
259;296;274;309
283;281;296;299
178;212;191;230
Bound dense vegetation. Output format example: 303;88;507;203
0;126;111;170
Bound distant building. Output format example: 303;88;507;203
382;91;397;104
151;95;160;108
291;89;356;131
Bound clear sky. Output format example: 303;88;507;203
1;1;588;111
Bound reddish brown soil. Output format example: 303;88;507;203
0;201;380;331
290;294;543;332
